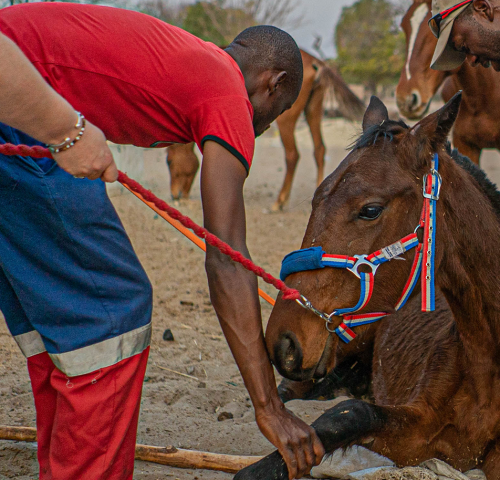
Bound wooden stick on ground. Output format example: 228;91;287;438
0;425;262;474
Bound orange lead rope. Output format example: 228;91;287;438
0;143;282;305
121;182;276;306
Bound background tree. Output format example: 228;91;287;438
182;0;255;44
242;0;302;29
1;0;302;45
135;0;303;46
334;0;406;94
135;0;185;25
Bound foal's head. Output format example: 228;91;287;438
266;93;463;382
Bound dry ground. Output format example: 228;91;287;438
1;117;499;479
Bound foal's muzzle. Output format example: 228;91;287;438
272;331;335;381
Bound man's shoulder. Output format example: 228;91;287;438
0;2;213;56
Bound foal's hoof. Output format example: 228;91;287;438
234;450;288;480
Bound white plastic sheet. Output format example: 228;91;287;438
310;447;487;480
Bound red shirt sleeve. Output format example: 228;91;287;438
189;95;255;174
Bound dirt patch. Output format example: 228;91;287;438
371;468;438;480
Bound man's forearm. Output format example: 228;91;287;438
0;33;77;144
206;249;280;410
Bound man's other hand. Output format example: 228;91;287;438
52;120;118;182
255;398;325;479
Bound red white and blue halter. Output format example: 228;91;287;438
279;154;442;343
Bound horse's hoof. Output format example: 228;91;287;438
234;451;288;480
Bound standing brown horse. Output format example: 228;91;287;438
271;50;364;211
396;0;500;164
166;49;364;209
235;93;500;479
166;143;200;200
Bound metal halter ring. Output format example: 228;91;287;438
348;255;379;279
325;319;339;334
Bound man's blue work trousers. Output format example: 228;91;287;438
0;122;153;376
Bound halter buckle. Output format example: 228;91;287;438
348;255;379;279
422;171;442;200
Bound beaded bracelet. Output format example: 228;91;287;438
47;112;86;154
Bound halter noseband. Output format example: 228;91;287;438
279;154;442;343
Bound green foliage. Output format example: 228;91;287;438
334;0;406;90
183;1;255;46
135;0;185;26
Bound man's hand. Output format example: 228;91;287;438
52;120;118;182
255;398;324;479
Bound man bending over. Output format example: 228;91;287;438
0;3;323;479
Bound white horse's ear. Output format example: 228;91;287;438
362;96;389;131
410;91;462;147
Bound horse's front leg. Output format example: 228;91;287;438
234;399;414;480
481;439;500;480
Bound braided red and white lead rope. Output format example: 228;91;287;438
0;143;300;301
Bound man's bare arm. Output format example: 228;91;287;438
0;32;117;181
201;140;324;479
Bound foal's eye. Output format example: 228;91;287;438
359;205;384;220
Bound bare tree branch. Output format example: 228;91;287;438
226;0;304;29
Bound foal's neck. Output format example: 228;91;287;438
437;155;500;369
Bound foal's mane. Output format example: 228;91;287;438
448;145;500;219
349;119;409;151
348;121;500;219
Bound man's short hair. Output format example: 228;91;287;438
228;25;303;93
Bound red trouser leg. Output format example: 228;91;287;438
27;347;150;480
27;352;58;478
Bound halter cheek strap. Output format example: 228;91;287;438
422;155;441;311
279;154;441;343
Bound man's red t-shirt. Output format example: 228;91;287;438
0;3;255;172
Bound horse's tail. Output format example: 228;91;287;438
314;62;365;122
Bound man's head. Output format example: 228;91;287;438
431;0;500;71
225;26;303;137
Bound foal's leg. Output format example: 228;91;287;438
234;399;419;480
481;440;500;480
305;86;326;189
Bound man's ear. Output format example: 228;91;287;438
472;0;495;21
269;71;287;93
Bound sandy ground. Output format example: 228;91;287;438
1;116;499;480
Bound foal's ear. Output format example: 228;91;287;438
410;92;462;148
362;96;389;131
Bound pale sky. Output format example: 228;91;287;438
286;0;358;58
162;0;358;59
